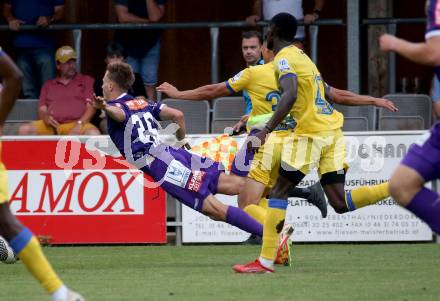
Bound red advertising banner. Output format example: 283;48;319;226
2;137;166;244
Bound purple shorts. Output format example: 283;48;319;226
401;122;440;181
230;129;259;177
144;146;222;211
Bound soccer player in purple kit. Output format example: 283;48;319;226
90;61;270;243
380;0;440;234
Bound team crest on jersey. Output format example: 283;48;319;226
164;160;191;188
186;171;205;192
278;58;290;72
126;98;149;110
231;71;243;83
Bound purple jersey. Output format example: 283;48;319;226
106;93;223;211
107;94;164;164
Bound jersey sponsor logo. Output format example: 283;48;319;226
126;98;149;110
186;170;205;192
231;71;243;83
164;160;191;188
277;58;291;72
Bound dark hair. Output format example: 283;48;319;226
270;13;298;43
242;30;263;45
106;62;135;91
106;42;125;58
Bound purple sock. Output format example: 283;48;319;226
406;187;440;234
226;206;263;237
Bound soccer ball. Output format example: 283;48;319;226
0;235;17;264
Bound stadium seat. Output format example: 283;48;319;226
211;118;240;134
379;94;432;130
162;98;210;134
7;99;39;122
341;117;369;131
212;97;246;119
378;116;425;131
211;97;246;133
332;103;376;131
4;99;39;135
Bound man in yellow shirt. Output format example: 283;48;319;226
233;13;393;273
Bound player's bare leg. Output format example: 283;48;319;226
216;173;245;196
320;170;389;213
389;165;424;206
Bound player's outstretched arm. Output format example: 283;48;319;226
0;53;23;127
327;87;398;112
159;106;186;141
89;94;126;123
380;34;440;66
157;81;231;101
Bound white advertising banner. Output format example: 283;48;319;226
182;132;434;243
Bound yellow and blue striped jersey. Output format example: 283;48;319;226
273;45;343;134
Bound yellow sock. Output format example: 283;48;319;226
260;198;288;261
10;228;63;294
244;204;266;224
346;182;389;211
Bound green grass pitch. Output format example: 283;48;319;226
0;243;439;301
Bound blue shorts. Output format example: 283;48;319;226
401;122;440;182
126;40;161;86
144;146;222;212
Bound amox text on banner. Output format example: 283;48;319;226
8;170;144;215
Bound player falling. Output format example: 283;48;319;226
90;61;293;263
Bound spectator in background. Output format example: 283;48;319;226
113;0;165;100
245;0;326;49
18;46;100;135
431;75;440;120
93;42;147;133
94;43;147;98
232;31;265;134
3;0;64;99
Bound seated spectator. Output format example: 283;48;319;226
92;42;147;133
431;75;440;120
18;46;100;135
94;42;146;98
3;0;65;99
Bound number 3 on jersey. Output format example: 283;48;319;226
131;112;159;146
314;75;334;115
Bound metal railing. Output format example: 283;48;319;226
0;20;343;84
